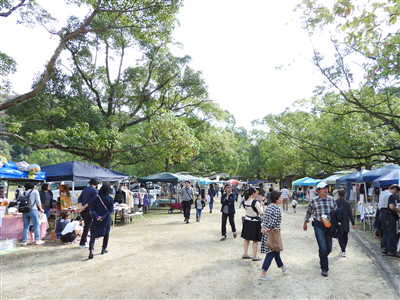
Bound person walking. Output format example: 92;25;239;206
77;178;99;249
260;190;291;280
241;187;264;261
195;193;206;222
303;182;336;277
232;185;240;202
378;184;400;258
280;185;289;212
20;183;46;246
220;184;237;241
208;184;216;213
335;189;355;257
88;184;114;259
181;181;195;224
39;183;54;220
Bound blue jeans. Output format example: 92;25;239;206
313;221;332;271
209;201;213;212
44;208;51;220
22;209;41;241
196;209;202;219
261;251;284;272
379;212;398;255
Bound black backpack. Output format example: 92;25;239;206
18;190;34;213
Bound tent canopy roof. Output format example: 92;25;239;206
41;161;129;182
248;179;267;184
354;165;400;183
336;169;370;185
322;174;347;185
293;177;320;188
372;170;400;188
138;172;186;185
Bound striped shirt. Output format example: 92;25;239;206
281;188;289;199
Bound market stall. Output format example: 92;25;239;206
138;172;186;207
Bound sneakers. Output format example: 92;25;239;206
388;253;400;258
340;252;346;257
252;257;262;261
22;241;28;246
220;236;226;241
242;254;252;259
233;232;237;238
196;218;199;222
321;270;328;277
79;244;89;249
282;265;291;274
260;275;274;281
186;220;189;224
35;240;45;245
184;218;187;223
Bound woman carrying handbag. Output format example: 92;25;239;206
260;190;291;281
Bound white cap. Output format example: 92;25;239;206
316;182;328;189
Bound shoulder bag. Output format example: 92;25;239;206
264;208;283;251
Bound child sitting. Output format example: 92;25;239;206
292;199;298;213
195;193;205;222
55;211;71;239
60;216;83;244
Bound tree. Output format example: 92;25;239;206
283;0;400;166
0;0;182;109
2;40;211;168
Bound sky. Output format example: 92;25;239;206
1;0;328;130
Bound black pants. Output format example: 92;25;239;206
60;231;77;243
89;234;109;251
221;212;236;237
80;209;93;246
337;231;349;253
182;200;192;220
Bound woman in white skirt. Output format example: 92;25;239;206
241;187;264;261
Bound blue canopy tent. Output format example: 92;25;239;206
200;178;213;185
354;165;400;183
336;170;370;201
372;170;400;188
293;177;320;190
42;161;129;182
0;161;46;181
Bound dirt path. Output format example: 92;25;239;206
1;197;397;300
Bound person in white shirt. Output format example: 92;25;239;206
241;187;264;261
280;185;290;212
61;216;83;243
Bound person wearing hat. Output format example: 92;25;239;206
303;181;336;277
378;184;400;258
77;178;99;249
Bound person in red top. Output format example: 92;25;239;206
303;182;336;277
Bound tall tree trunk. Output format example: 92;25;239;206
99;152;112;169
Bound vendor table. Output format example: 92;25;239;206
0;214;49;240
151;199;176;209
112;206;130;227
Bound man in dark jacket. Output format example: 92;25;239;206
335;189;355;257
77;178;99;249
220;184;237;241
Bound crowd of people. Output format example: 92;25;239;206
179;179;399;280
17;178;114;259
15;176;400;277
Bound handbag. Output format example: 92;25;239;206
265;228;283;252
